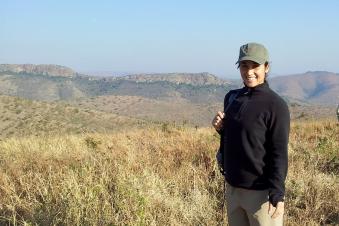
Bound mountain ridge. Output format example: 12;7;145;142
113;72;230;86
0;64;77;77
0;63;338;105
268;71;339;104
0;64;337;128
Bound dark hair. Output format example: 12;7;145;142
264;61;270;82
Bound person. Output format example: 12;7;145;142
212;42;290;226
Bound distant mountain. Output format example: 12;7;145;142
0;64;238;126
0;64;77;77
0;64;236;103
78;70;142;77
269;71;339;105
115;72;230;86
0;64;337;126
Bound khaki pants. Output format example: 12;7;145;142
225;184;283;226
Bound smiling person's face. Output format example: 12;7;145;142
239;60;269;87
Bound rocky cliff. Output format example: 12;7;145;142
0;64;76;77
115;72;230;86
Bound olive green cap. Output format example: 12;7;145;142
236;42;269;65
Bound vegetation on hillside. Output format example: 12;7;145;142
0;71;234;103
0;95;144;138
0;120;337;225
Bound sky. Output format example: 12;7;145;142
1;0;339;78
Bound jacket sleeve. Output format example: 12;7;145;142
267;99;290;207
216;91;232;135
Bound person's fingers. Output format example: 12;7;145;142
214;122;222;129
268;202;273;215
212;112;225;130
213;116;219;125
212;115;218;125
212;117;220;129
216;117;223;126
214;115;222;124
271;202;284;219
272;209;279;218
217;111;225;119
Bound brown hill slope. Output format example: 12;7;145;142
0;64;337;125
73;95;221;126
0;95;144;138
73;95;337;126
1;64;338;105
269;71;339;105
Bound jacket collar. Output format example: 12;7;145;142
242;81;269;94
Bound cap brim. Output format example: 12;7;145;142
235;56;266;65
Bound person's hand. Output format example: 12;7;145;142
212;111;225;131
268;201;284;219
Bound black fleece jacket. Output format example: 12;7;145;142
219;82;290;207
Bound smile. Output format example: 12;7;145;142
246;76;257;81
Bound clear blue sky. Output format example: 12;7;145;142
1;0;338;78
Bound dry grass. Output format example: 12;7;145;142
286;119;338;225
0;120;337;225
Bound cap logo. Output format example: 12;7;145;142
243;45;248;53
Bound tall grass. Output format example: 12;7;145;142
0;120;337;225
286;119;338;225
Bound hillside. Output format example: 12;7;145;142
0;64;77;77
72;95;221;126
114;72;230;86
269;71;339;105
0;95;144;138
0;67;236;103
72;95;337;127
0;93;335;139
1;64;338;105
0;64;338;126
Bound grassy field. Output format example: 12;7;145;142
0;119;337;225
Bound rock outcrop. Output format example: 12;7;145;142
0;64;76;77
